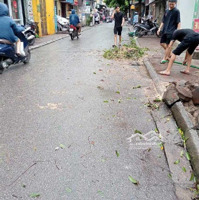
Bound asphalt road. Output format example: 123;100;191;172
0;23;177;200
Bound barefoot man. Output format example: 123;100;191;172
160;29;199;76
157;0;181;64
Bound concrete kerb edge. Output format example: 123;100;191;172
171;102;199;182
30;27;91;51
135;38;199;183
30;35;68;50
135;38;164;95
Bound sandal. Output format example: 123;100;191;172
159;71;170;76
160;60;168;64
180;70;190;75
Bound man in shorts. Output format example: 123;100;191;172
159;29;199;76
111;5;125;47
157;0;181;64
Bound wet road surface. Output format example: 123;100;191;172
0;24;177;200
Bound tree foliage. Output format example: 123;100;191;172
104;0;129;12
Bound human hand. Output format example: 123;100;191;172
157;29;160;36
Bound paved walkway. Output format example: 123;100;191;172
31;26;91;50
138;36;199;84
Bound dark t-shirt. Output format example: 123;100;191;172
172;29;196;42
114;12;124;28
162;8;180;34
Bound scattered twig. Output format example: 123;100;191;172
54;160;60;170
8;162;37;186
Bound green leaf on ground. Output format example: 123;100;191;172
153;98;162;102
189;173;195;182
182;167;187;172
168;173;172;178
103;100;109;103
186;152;191;161
178;128;184;136
155;128;159;133
93;72;96;74
30;193;40;198
59;144;65;149
174;159;180;164
116;91;120;94
115;150;120;157
97;191;104;196
118;99;121;103
197;184;199;191
22;184;26;188
134;130;142;134
66;188;72;193
132;85;141;89
180;150;184;157
128;176;139;185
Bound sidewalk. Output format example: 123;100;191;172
138;36;199;84
30;26;91;50
138;36;199;183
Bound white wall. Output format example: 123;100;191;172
177;0;195;29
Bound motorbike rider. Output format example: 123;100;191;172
69;9;81;34
0;2;24;55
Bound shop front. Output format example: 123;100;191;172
0;0;24;24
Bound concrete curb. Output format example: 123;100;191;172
136;38;199;183
30;27;91;51
171;102;199;182
136;39;165;95
30;35;68;50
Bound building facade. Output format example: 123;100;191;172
32;0;55;36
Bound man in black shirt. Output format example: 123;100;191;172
160;29;199;76
157;0;181;64
111;5;125;47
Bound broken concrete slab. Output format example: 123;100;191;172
176;85;192;102
163;84;180;107
192;87;199;105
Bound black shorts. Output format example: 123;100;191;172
173;36;198;56
114;27;122;36
160;33;173;45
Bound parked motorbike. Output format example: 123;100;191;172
134;19;161;38
0;27;34;74
69;25;79;40
24;20;36;45
57;15;69;32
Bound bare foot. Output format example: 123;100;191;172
182;60;187;65
159;71;170;76
180;70;190;75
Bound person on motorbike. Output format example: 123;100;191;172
0;2;24;55
69;9;81;34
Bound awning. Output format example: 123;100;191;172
145;0;155;6
132;0;145;5
61;0;74;4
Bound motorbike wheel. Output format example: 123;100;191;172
23;49;31;64
70;33;74;40
26;32;36;46
134;27;143;38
